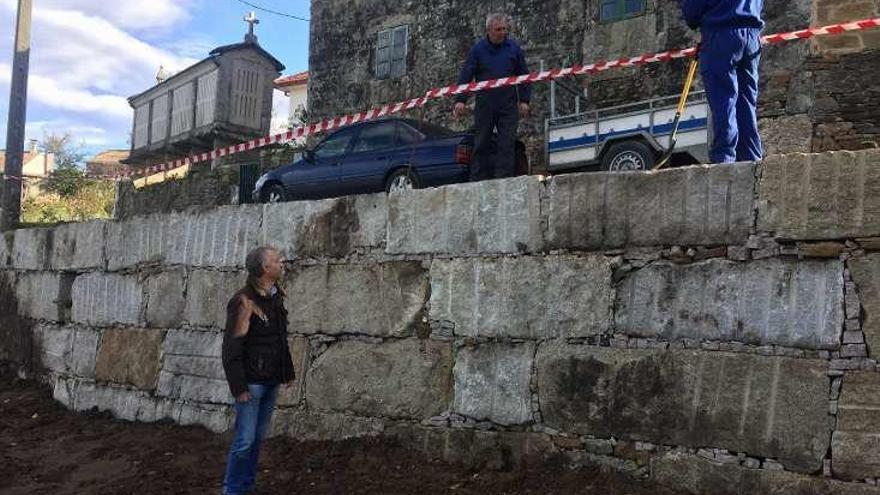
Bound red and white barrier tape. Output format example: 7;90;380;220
39;16;880;181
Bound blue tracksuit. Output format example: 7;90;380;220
456;37;531;180
681;0;765;163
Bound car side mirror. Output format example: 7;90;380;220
304;149;315;162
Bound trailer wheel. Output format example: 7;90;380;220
601;141;656;172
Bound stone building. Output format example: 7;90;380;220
125;18;284;168
308;0;880;170
0;140;55;200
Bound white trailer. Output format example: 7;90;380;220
545;91;710;172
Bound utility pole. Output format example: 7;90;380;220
2;0;33;230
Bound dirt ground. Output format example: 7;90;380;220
0;372;689;495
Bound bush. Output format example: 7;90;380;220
21;180;115;224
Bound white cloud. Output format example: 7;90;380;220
29;7;199;94
0;0;201;146
2;0;198;30
25;120;113;147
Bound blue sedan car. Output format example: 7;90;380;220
253;118;526;202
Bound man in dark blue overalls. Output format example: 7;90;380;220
681;0;764;164
454;13;531;181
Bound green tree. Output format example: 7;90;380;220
40;133;88;197
20;132;116;225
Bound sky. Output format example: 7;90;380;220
0;0;310;159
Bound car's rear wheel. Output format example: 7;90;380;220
385;168;420;194
260;183;285;203
601;141;656;172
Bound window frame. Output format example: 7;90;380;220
350;122;399;154
313;126;359;161
599;0;646;23
375;25;409;80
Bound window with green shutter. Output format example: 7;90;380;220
376;25;409;79
599;0;646;23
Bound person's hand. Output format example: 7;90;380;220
453;102;467;119
233;295;256;336
237;295;256;319
518;102;530;119
235;391;251;403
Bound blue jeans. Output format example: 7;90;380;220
700;27;764;164
223;383;279;495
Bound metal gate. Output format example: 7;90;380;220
238;162;260;204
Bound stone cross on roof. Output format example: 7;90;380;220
244;11;259;42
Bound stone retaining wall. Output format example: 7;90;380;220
3;149;880;493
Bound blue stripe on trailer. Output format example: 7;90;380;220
548;117;708;152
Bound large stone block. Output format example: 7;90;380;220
106;205;263;271
144;269;186;328
16;271;73;322
71;273;143;326
276;336;309;407
615;258;844;349
53;376;232;432
50;220;106;271
158;329;231;403
0;231;11;267
849;254;880;358
33;324;100;377
757;150;880;240
165;205;263;268
287;262;428;337
53;376;157;420
387;176;543;255
182;270;245;329
11;227;51;270
262;194;386;259
270;409;385;441
429;256;613;339
157;372;232;404
652;452;880;495
536;344;831;473
386;424;558;470
453;343;535;426
162;328;223;357
95;328;165;390
104;214;171;271
162;355;225;380
832;372;880;480
306;339;453;419
545;163;755;250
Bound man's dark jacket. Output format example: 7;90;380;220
680;0;764;30
455;37;531;104
222;284;294;397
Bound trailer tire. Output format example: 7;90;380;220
601;141;656;172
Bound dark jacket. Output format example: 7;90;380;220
681;0;764;31
222;283;294;397
455;36;531;104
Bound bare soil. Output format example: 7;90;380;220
0;372;689;495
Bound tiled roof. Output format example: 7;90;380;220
274;71;309;88
87;149;130;165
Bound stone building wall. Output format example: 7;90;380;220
3;149;880;493
308;0;879;171
113;146;302;220
113;166;240;221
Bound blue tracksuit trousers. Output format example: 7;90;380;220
700;28;763;163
